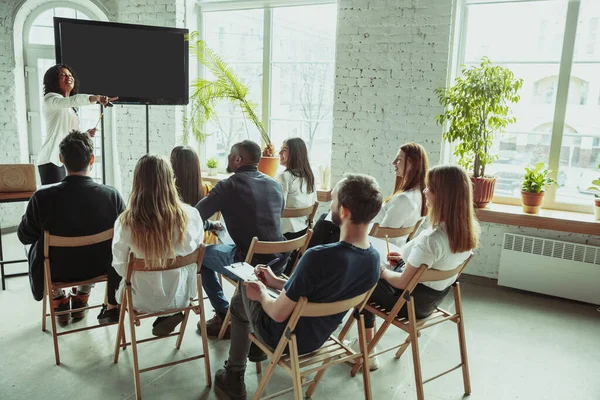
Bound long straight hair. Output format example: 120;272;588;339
427;165;479;253
120;155;188;268
284;137;315;193
170;146;205;206
386;142;428;217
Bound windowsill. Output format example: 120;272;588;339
475;203;600;236
201;171;333;201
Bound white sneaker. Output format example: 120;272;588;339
345;338;380;371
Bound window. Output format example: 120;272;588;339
24;6;104;183
199;1;337;176
456;0;600;213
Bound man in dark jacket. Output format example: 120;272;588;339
18;131;125;326
196;140;288;337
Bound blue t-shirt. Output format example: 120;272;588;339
258;241;380;355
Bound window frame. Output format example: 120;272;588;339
196;0;337;172
451;0;594;214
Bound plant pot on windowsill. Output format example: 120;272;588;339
258;156;279;177
208;167;217;177
521;191;545;214
471;176;496;208
594;196;600;220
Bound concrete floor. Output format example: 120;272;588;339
1;231;599;400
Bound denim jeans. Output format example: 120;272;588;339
201;244;240;315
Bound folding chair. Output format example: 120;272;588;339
218;230;313;341
113;244;211;400
41;228;115;365
369;217;424;241
342;255;473;400
282;201;319;229
250;285;377;400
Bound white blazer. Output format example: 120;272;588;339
39;92;93;166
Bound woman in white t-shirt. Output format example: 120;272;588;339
110;155;204;337
38;64;117;184
277;137;317;239
354;165;480;370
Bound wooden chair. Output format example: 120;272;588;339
282;201;319;229
369;217;424;241
342;255;473;400
113;245;211;400
218;230;313;341
250;285;377;400
41;228;115;365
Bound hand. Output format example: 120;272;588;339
245;280;266;302
211;221;225;232
254;265;278;288
93;95;119;106
87;128;97;138
387;251;402;267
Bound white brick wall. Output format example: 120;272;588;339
331;0;600;278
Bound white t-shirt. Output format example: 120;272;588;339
277;170;317;234
401;225;472;291
112;204;204;313
39;92;93;166
371;189;422;247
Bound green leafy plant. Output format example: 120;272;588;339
521;162;556;193
435;57;523;177
206;157;218;169
587;163;600;196
185;32;275;156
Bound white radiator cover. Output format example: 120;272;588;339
498;233;600;305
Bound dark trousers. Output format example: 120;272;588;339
306;213;340;249
363;276;450;328
38;163;65;185
283;228;307;276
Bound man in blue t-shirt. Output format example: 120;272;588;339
214;174;383;399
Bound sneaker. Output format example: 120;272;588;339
97;304;120;325
248;342;267;362
152;312;184;337
70;288;90;321
346;337;380;371
53;294;70;326
215;362;246;400
198;313;230;339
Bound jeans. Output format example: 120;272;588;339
227;284;269;372
201;244;239;316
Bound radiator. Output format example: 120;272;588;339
498;233;600;305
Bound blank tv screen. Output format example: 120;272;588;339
54;18;188;105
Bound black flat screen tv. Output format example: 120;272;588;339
54;17;188;105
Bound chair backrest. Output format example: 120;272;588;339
407;218;424;241
0;164;36;192
244;230;313;264
369;223;416;239
420;254;473;283
126;244;206;282
44;228;114;258
281;201;319;229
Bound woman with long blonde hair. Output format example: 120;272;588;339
355;165;479;370
111;155;204;336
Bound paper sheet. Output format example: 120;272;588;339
223;262;281;298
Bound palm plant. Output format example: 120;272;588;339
185;32;275;156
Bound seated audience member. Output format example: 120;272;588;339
213;174;382;399
352;165;480;370
277;137;316;239
18;131;125;325
308;142;429;248
195;140;290;337
111;155;204;336
170;146;217;244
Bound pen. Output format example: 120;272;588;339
94;112;104;129
265;257;281;268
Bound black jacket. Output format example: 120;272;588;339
196;164;289;273
17;176;126;301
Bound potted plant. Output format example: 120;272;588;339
206;157;218;177
587;163;600;220
435;58;523;208
520;162;556;214
185;33;278;177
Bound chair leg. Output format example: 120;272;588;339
337;313;356;342
126;291;142;399
175;309;190;350
351;313;394;377
46;282;61;365
42;289;47;332
197;279;212;387
289;336;303;400
114;293;129;363
218;285;238;340
255;361;262;374
407;297;424;400
358;315;373;400
253;355;279;400
394;336;411;359
454;283;471;395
